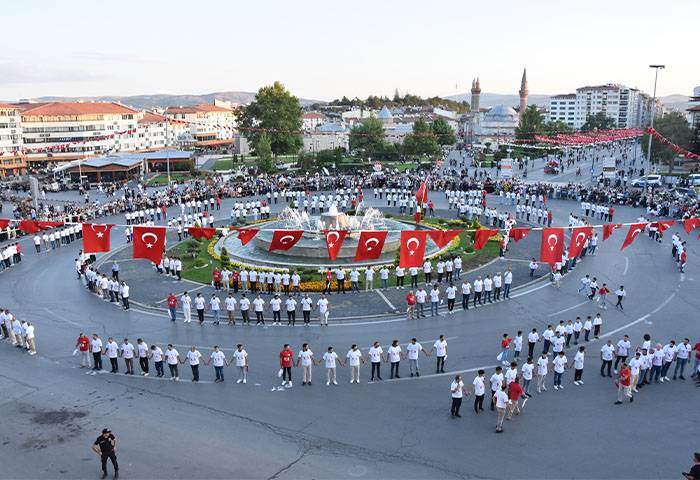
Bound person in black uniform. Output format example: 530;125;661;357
91;429;119;478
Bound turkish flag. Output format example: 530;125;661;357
18;220;63;234
322;229;348;260
355;231;388;261
620;223;647;251
568;226;593;258
188;227;217;240
508;227;530;242
652;220;674;234
0;219;10;229
540;228;564;264
399;230;429;268
429;229;462;249
133;226;167;264
603;223;622;241
473;229;498;251
415;179;429;204
269;230;303;251
82;224;113;254
236;228;259;246
683;218;700;234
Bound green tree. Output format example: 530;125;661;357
256;133;275;173
403;119;439;156
642;112;693;172
690;125;700;155
581;112;617;131
543;120;573;134
220;246;232;269
515;105;545;140
349;116;385;157
431;118;456;145
236;81;303;155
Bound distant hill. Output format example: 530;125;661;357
659;94;691;112
22;91;321;110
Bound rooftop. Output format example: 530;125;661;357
18;102;137;116
165;104;232;114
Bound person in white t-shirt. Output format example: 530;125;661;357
164;344;180;380
297;343;315;385
270;295;282;325
600;340;615;377
346;344;364;384
521;358;534;396
186;346;202;382
105;337;119;373
493;384;509;433
450;374;469;418
571;346;586;385
207;345;227;383
387;340;402;379
406;338;428;377
285;296;297;326
180;292;192;323
367;341;385;382
323;347;342;385
149;344;164;377
552;352;568;390
316;295;330;326
253;295;265;325
536;353;549;393
225;294;237;325
233;344;248;383
430;335;448;373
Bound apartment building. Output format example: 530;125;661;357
0;103;26;177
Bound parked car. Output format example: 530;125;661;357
687;173;700;186
630;174;662;188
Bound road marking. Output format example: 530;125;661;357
547;300;589;317
87;370;214;384
375;289;397;310
623;256;629;275
650;292;676;314
155;285;207;304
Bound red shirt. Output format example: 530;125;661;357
77;335;89;352
232;272;239;282
167;295;177;308
280;350;294;368
501;338;511;349
693;342;700;360
406;293;416;306
619;367;631;386
508;381;524;401
212;270;221;282
599;287;610;295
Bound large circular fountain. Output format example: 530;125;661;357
214;204;445;268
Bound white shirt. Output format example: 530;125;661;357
537;357;549;375
323;351;338;368
522;363;534;380
494;390;509;409
239;298;250;311
472;376;485;395
253;298;265;312
298;350;314;366
574;351;585;370
165;349;180;365
451;380;465;398
225;297;237;311
346;349;362;366
388;345;402;363
186;350;202;366
489;372;504;391
105;342;119;358
616;339;631;356
406;342;423;360
151;347;163;362
553;355;568;373
317;298;329;313
194;297;206;310
270;298;282;311
505;368;518;384
91;338;103;353
233;350;248;366
120;343;135;359
433;340;447;357
429;289;440;302
601;344;615;361
210;351;226;367
368;346;383;363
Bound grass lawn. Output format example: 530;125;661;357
146;172;192;186
171;216;500;289
213;157;236;171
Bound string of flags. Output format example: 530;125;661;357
3;217;698;269
645;127;700;160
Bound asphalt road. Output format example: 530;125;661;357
0;186;698;479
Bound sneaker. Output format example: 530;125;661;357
326;381;331;386
287;381;293;388
237;379;242;384
614;401;622;405
573;381;579;386
333;380;337;385
579;381;584;385
243;379;247;384
553;385;558;390
559;385;564;390
542;386;547;391
660;378;665;383
349;379;354;384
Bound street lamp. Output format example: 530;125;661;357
646;64;665;173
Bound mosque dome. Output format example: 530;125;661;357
484;105;518;121
377;105;393;120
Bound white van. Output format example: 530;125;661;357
687;174;700;186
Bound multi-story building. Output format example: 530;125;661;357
17;102;139;165
135;112;188;151
163;103;235;144
0;103;26;177
573;84;645;129
546;94;576;127
302;112;325;131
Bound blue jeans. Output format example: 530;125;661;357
503;283;511;298
553;372;563;386
169;308;176;321
431;302;439;316
214;366;224;381
500;348;509;363
651;365;662;382
673;358;687;378
212;310;220;323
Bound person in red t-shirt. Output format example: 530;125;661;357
608;206;614;222
615;363;633;404
75;332;91;368
598;283;610;310
500;334;512;365
279;344;295;387
406;291;416;320
506;378;525;419
212;268;222;290
167;293;178;322
692;341;700;380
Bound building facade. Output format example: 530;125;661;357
546;94;576;127
0;103;26;177
163;103;235;143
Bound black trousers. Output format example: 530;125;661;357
169;364;179;378
303;311;310;324
462;294;470;310
574;368;583;382
411;276;418;288
273;311;281;323
139;357;149;374
600;360;612;376
101;452;118;474
397;276;404;287
390;361;400;378
282;366;292;382
436;356;445;373
93;352;102;370
197;309;205;323
109;358;118;372
191;364;199;381
371;362;382;380
614;355;627;370
256;312;264;324
155;361;164;376
450;397;462;416
287;311;296;325
528;342;535;359
474;394;484;412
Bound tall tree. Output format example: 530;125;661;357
642;112;693;173
580;112;617;131
431;118;456;145
543;120;573;134
403;119;439;156
349;116;385;157
236;81;303;155
515;105;545;141
256;133;274;173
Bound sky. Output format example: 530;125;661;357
1;0;698;102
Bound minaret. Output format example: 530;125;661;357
470;77;481;114
519;68;528;120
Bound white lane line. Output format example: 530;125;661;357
86;370;214;384
651;292;676;314
375;289;397;310
623;256;629;275
600;315;651;339
384;364;498;383
155;285;207;304
511;281;552;299
547;300;589;317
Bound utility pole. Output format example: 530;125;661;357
646;65;665;173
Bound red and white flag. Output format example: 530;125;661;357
652;220;674;234
428;229;462;249
620;223;647;251
236;228;259;246
539;228;564;264
683;218;700;234
568;226;593;258
322;230;348;261
0;219;10;229
603;223;622;241
355;231;388;261
399;230;429;268
82;223;113;254
415;179;429;204
18;220;63;234
473;229;498;251
269;230;303;251
508;227;530;242
188;227;217;240
133;226;167;264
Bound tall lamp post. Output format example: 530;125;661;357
646;64;665;173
